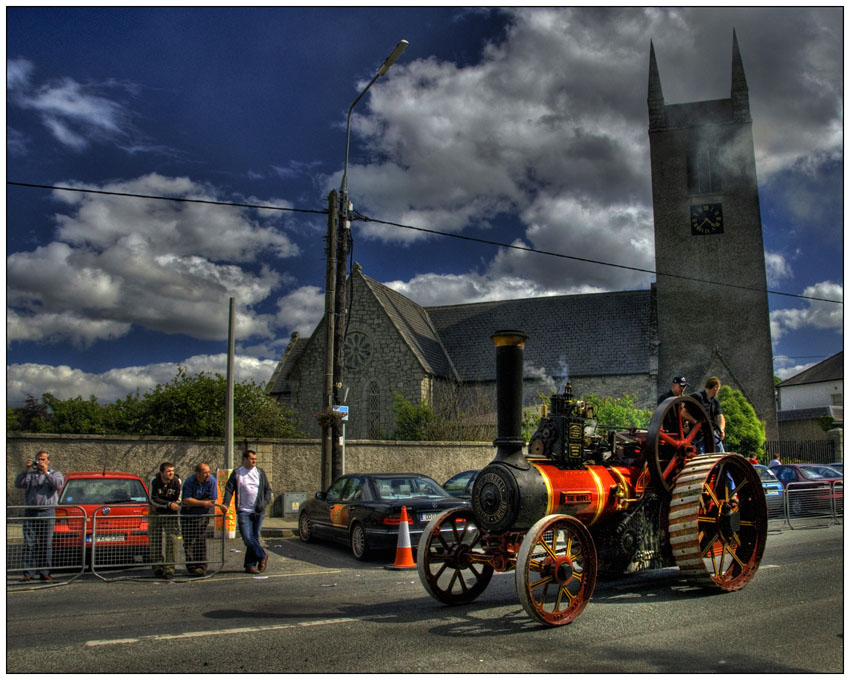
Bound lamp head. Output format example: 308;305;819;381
377;40;409;76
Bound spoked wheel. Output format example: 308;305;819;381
417;508;494;604
647;396;715;496
669;454;767;591
516;514;597;626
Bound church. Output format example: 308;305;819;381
267;33;778;441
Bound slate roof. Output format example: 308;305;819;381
777;405;843;423
778;352;843;388
426;290;653;382
266;333;307;396
359;273;458;380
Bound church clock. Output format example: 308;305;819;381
690;203;724;235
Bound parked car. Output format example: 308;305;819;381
753;465;784;518
770;464;842;516
442;470;479;499
298;473;470;560
53;471;151;565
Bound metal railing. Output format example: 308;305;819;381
8;504;228;588
783;481;842;529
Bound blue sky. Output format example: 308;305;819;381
6;6;844;406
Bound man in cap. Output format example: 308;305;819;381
657;376;689;405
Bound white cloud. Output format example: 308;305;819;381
6;174;300;345
764;252;793;287
6;354;279;406
275;286;326;337
770;281;843;341
7;57;34;90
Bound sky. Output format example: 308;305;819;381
5;6;845;407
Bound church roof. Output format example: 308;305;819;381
359;273;459;380
777;351;843;388
427;289;653;382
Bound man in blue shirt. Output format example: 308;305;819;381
14;451;65;582
180;462;218;576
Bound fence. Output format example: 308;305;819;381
768;481;843;530
764;440;836;465
7;505;227;590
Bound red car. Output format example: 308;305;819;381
771;464;842;516
53;471;151;566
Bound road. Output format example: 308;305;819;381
6;521;843;673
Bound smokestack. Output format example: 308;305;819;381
491;330;529;462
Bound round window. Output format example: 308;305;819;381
344;331;373;370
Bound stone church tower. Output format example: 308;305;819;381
648;31;777;438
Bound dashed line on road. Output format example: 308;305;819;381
85;613;396;647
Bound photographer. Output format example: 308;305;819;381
14;451;65;582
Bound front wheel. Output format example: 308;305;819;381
516;514;597;626
298;513;313;543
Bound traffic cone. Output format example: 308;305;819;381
384;505;416;570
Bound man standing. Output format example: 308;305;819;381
149;462;181;578
694;377;727;453
657;376;689;405
180;463;218;576
222;450;272;574
14;451;64;582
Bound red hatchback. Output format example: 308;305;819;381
53;471;151;565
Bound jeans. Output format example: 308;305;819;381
181;514;211;571
22;509;54;577
149;513;179;572
236;512;266;569
697;434;726;455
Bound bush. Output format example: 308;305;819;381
717;385;765;455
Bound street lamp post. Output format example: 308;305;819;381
329;39;409;480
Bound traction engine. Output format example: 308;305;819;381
417;331;767;626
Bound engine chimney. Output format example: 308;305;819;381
491;330;528;462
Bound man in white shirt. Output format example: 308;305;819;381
222;450;272;574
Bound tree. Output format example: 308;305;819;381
717;385;765;456
583;393;653;429
390;394;437;441
42;393;105;434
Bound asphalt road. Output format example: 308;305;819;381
7;520;844;674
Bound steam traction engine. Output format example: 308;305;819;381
417;331;767;626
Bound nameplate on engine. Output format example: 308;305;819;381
560;491;592;505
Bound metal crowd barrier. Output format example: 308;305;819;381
92;504;226;582
8;504;228;588
7;505;86;590
785;481;842;529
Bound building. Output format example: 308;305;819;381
776;352;843;441
268;33;778;440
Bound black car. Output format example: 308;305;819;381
442;470;479;499
298;473;470;560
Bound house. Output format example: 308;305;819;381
776;352;843;441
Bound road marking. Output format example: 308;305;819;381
85;614;395;647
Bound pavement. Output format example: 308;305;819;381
260;516;298;538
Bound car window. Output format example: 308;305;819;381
775;468;793;482
813;467;841;479
60;478;148;504
756;467;778;483
341;477;363;502
374;476;449;500
799;467;826;480
444;471;473;493
325;477;349;502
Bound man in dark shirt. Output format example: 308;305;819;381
148;462;181;578
693;377;726;453
657;376;695;434
180;462;218;576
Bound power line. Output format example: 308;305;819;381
8;180;842;306
7;181;328;216
354;212;844;305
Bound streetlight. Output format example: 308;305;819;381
339;39;409;212
324;39;409;482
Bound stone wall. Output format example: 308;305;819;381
6;433;497;514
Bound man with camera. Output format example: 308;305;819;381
14;451;65;582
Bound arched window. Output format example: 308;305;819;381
367;381;381;439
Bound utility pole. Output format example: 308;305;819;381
224;296;235;470
322;190;338;489
332;198;350;480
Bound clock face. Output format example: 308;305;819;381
690;203;724;235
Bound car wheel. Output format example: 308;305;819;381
790;497;803;516
298;513;313;543
350;523;370;561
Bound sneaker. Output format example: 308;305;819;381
245;566;260;574
162;570;175;579
192;568;206;577
39;574;53;582
19;576;32;583
259;555;269;572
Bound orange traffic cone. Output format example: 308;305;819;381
384;505;416;570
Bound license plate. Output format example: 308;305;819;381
419;513;440;522
765;491;779;496
86;534;124;543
